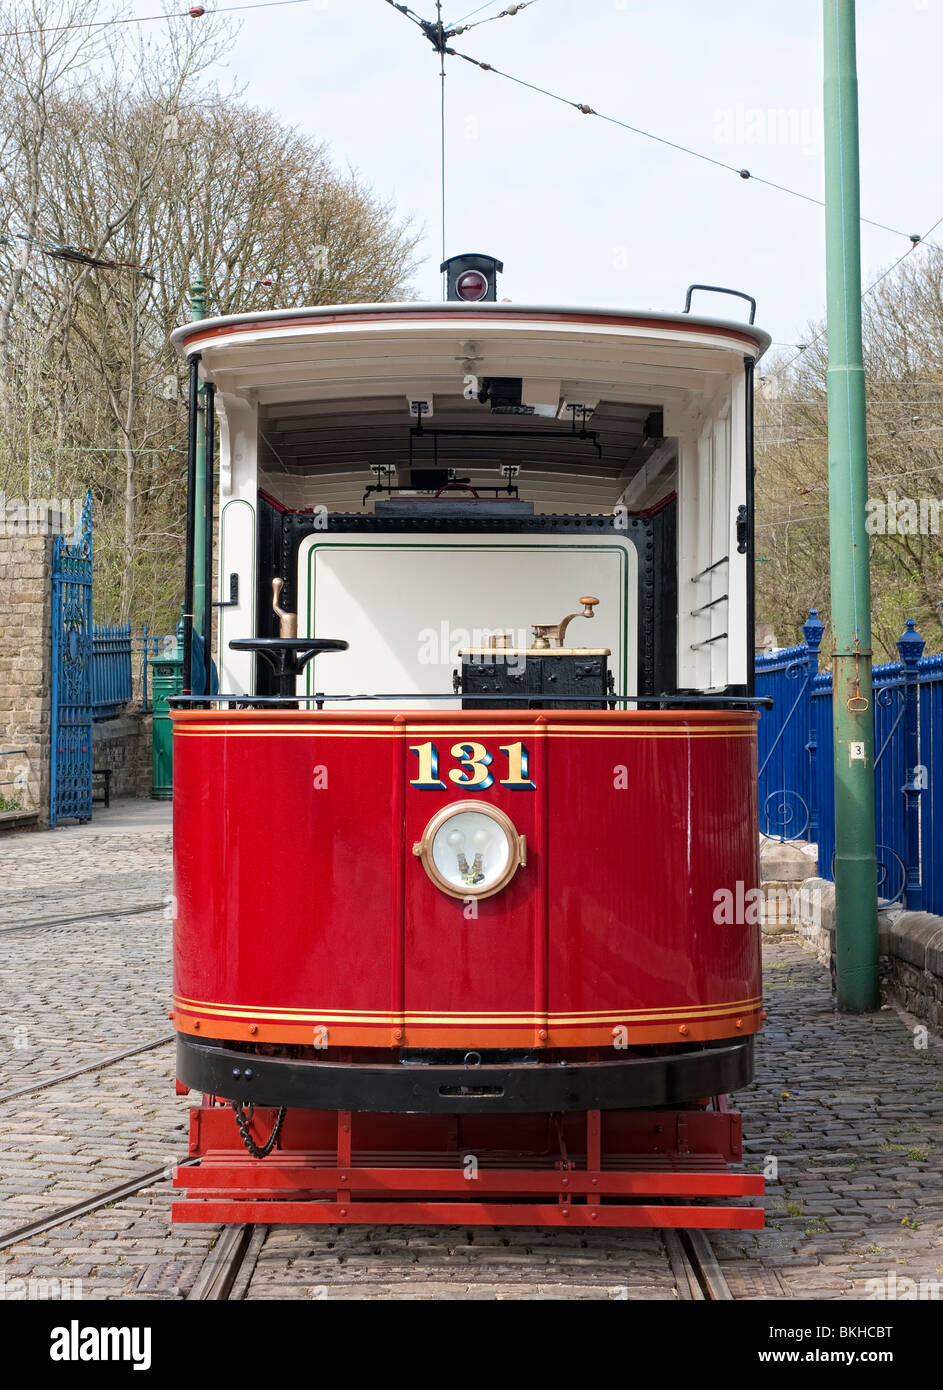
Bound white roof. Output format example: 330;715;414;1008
172;299;770;363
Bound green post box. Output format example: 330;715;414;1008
150;618;184;800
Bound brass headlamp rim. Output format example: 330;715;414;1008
411;801;526;900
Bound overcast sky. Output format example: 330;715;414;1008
171;0;943;352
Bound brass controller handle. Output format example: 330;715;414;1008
532;595;600;648
272;577;298;639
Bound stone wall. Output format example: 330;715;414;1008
759;838;943;1033
881;911;943;1032
0;510;53;824
92;713;153;799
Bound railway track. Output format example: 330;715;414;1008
184;1220;734;1300
664;1228;734;1300
0;1160;196;1253
2;1141;735;1296
0;1034;175;1106
0;1027;178;1252
187;1224;269;1301
0;900;168;936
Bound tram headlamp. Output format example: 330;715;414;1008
412;802;526;899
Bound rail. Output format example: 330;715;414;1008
181;1210;737;1300
169;692;773;710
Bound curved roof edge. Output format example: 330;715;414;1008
170;300;771;359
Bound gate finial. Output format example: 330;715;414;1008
802;608;824;653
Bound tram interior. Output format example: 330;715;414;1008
243;382;686;705
256;387;678;515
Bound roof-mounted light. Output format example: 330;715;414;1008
456;269;488;302
440;252;504;303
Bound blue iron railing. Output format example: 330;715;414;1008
93;623;180;714
135;624;179;711
137;626;159;712
91;621;132;719
918;652;943;916
756;609;824;844
756;614;942;914
811;670;834;888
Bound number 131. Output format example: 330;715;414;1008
408;741;535;790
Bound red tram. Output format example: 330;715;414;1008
169;259;769;1228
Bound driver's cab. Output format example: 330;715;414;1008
171;259;768;710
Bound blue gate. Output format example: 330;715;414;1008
50;493;93;825
757;612;943;914
755;610;823;843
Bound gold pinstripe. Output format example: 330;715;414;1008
174;995;762;1024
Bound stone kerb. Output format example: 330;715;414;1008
784;870;943;1031
884;912;943;1031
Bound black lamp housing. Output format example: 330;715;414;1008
440;252;504;303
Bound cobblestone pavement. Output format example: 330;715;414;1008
0;801;170;934
716;948;943;1300
0;802;941;1300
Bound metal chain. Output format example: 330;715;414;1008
229;1100;286;1159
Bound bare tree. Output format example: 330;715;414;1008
0;4;419;629
756;247;943;659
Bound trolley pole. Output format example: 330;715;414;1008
823;0;879;1011
190;274;207;639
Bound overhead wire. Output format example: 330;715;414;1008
448;1;542;38
442;44;922;245
0;231;154;276
758;460;943;493
12;0;940;372
10;1;932;289
431;29;943;374
780;210;943;372
383;2;429;31
384;12;943;554
384;0;943;347
451;0;510;23
0;0;319;41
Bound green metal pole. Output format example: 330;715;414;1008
190;274;206;638
823;0;879;1011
